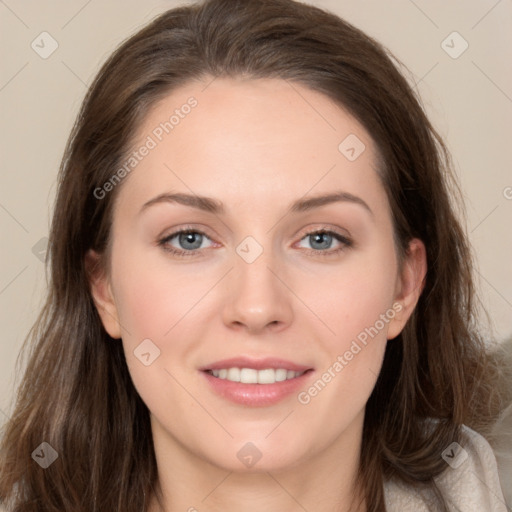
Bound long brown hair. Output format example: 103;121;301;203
0;0;505;510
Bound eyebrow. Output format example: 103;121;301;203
139;190;373;216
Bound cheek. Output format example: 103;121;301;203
111;260;201;422
299;250;398;348
112;250;211;343
109;250;208;392
292;265;395;442
292;245;398;401
312;277;392;390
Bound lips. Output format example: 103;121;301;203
199;356;315;406
199;356;313;373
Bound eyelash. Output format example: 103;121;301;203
157;227;353;259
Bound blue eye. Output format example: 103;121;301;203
297;230;352;255
158;229;213;256
307;232;334;250
158;228;352;258
175;231;204;250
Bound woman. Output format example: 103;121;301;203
0;0;508;510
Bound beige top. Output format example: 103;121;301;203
384;425;509;511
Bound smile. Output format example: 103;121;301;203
206;367;307;384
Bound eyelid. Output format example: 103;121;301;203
158;224;217;243
297;225;352;241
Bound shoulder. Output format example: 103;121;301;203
491;403;512;508
384;425;509;511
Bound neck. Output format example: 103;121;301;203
147;412;366;512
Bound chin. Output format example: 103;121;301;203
206;437;309;474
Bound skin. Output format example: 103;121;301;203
87;77;426;512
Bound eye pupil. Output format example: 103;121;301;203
310;232;332;250
179;232;203;250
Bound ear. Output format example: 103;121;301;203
85;249;122;339
386;238;427;340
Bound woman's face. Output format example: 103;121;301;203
89;77;425;474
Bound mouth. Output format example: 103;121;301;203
204;367;311;384
199;357;314;406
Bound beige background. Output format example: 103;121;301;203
1;0;511;424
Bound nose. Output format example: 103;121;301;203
221;247;294;334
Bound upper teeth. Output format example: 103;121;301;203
210;368;305;384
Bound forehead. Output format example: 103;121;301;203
115;77;384;217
